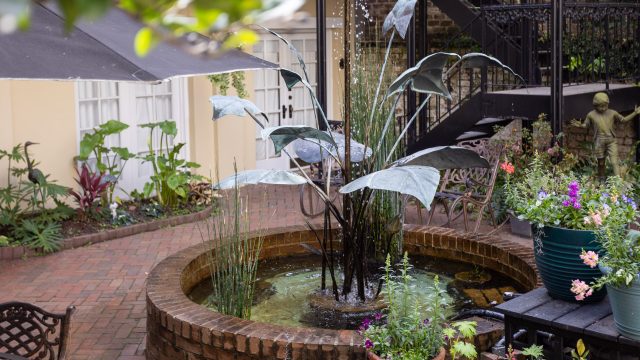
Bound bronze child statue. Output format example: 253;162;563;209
570;92;640;179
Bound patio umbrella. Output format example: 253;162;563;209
0;2;278;82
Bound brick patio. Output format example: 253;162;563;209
0;185;532;360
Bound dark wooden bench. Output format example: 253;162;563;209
0;302;75;360
495;288;640;360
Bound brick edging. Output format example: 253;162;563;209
0;206;213;261
146;225;539;360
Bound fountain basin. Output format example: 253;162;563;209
146;225;538;360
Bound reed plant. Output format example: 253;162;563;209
350;35;404;261
198;173;263;319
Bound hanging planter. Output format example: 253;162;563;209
534;225;606;303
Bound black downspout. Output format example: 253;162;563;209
551;0;564;138
316;0;327;130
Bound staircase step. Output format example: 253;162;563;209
475;117;505;125
456;131;488;140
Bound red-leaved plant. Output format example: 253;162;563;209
69;164;110;219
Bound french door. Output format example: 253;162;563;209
253;32;318;170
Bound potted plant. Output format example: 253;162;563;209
497;114;577;237
572;221;640;340
506;154;637;302
361;253;477;360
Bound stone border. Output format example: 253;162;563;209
146;225;539;360
0;206;213;261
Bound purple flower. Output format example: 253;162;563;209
423;318;430;326
572;201;582;209
562;200;571;207
537;190;548;200
365;339;374;349
360;318;371;331
374;313;383;321
569;181;579;192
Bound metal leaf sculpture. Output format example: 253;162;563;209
387;52;460;98
459;53;525;83
209;95;264;121
393;146;490;170
261;126;337;156
382;0;417;39
339;165;440;209
292;131;372;163
215;169;307;189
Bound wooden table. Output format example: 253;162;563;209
495;287;640;360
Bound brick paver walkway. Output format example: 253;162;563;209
0;185;530;359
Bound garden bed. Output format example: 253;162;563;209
0;205;212;261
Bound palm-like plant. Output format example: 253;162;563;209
210;0;521;302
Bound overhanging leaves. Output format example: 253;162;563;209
339;165;440;209
261;126;337;156
215;169;307;189
393;146;489;170
387;52;460;98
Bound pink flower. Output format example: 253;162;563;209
500;161;515;174
570;279;593;301
591;212;602;227
580;250;599;268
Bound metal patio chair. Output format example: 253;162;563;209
425;138;503;234
0;302;75;360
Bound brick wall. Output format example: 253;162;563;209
564;121;637;161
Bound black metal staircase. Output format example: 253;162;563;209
404;0;640;154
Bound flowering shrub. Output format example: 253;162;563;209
361;253;477;360
571;224;640;300
504;154;637;230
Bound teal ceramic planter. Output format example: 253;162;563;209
533;226;606;303
601;267;640;340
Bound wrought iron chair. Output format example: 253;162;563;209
425;138;503;234
0;302;75;360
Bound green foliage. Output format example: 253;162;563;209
522;344;545;360
4;0;300;56
445;321;478;360
15;220;62;253
139;120;203;209
1;143;70;251
77;119;135;204
200;171;263;319
0;235;10;247
363;253;447;359
208;72;248;98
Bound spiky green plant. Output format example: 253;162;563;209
198;173;263;319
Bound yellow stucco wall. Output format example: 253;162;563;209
188;76;256;181
0;80;76;190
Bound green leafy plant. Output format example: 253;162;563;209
443;321;478;360
139;120;203;208
199;169;263;319
362;253;447;359
15;220;62;253
522;344;545;360
77;119;135;204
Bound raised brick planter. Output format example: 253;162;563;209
0;206;213;261
146;225;539;360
